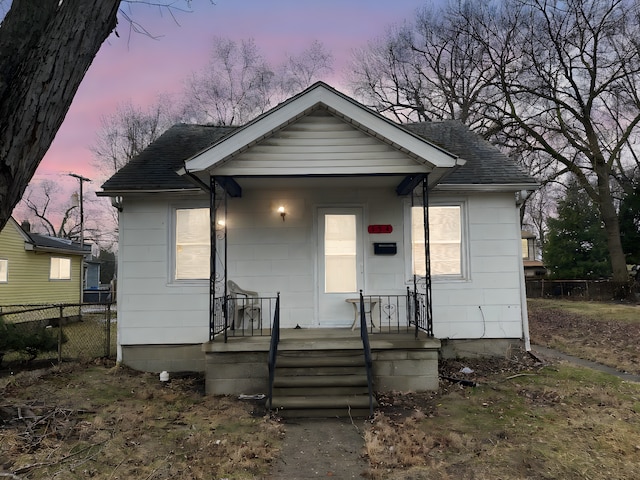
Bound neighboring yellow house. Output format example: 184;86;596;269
0;218;89;307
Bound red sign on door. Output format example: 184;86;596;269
368;224;393;234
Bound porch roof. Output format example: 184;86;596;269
99;84;538;197
180;82;463;181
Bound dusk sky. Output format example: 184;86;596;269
33;0;427;201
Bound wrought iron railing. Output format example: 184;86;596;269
359;291;375;417
267;293;281;411
408;289;432;337
209;294;278;342
210;290;431;341
359;288;432;338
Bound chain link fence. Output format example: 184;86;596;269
0;303;116;366
526;279;640;302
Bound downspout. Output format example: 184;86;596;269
516;190;531;351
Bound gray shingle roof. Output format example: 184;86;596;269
404;121;537;186
100;123;238;193
100;119;537;193
27;233;89;255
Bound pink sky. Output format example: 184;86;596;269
31;0;426;198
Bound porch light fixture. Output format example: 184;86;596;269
278;206;286;221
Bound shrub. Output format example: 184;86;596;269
0;316;61;362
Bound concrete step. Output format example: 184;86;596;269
276;353;365;368
274;408;373;419
267;349;375;418
268;394;376;411
272;386;370;397
274;374;368;388
274;365;365;377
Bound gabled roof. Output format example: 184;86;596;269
100;84;538;196
3;218;90;256
405;121;537;190
181;82;462;177
100;124;238;195
26;233;90;256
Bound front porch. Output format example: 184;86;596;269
203;327;440;416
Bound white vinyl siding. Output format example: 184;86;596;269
211;110;432;176
49;257;71;280
175;208;210;280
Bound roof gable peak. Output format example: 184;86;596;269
183;82;461;175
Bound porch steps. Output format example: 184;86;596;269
267;350;377;418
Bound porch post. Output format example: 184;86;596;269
209;176;217;341
209;176;229;341
422;176;433;337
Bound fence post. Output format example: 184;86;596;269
58;305;63;364
105;303;112;358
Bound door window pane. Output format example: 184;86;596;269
325;214;357;293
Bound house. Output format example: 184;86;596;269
99;83;538;400
0;218;89;312
522;230;547;277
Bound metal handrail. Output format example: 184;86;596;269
267;292;281;411
359;290;375;417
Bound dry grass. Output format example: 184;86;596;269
365;356;640;479
3;299;640;479
528;298;640;374
0;361;283;479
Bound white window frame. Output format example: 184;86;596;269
404;200;468;282
50;257;72;280
172;206;210;282
0;258;7;283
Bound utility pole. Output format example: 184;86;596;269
69;173;91;304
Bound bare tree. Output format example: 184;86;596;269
476;0;640;284
15;179;118;249
0;1;212;232
349;4;501;131
349;0;640;285
279;40;334;96
182;37;334;126
0;0;120;232
21;180;80;239
92;95;179;178
182;38;276;126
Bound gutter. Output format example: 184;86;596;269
434;183;540;193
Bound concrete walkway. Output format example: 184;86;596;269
530;345;640;383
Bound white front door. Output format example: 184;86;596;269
317;208;364;326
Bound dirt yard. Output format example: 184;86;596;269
2;300;640;479
528;298;640;374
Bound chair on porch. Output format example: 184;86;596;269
227;280;262;330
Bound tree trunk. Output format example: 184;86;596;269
0;0;120;231
594;161;629;285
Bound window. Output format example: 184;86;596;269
324;214;357;293
411;205;462;277
50;257;71;280
521;239;528;259
175;208;210;280
0;259;7;282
